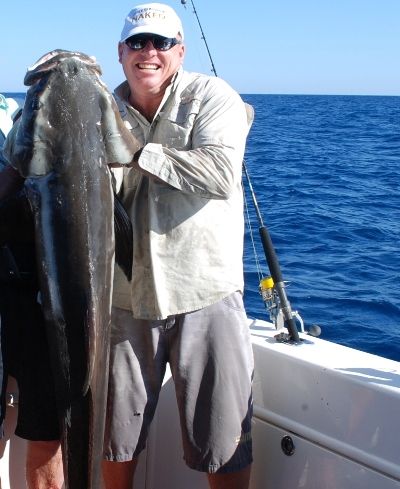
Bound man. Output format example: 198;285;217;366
1;2;253;487
102;3;254;489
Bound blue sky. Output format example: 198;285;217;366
2;0;400;95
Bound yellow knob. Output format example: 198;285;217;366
260;277;274;289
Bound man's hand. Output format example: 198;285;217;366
108;148;143;169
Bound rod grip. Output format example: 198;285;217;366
259;226;300;342
259;226;283;283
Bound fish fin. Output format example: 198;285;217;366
114;194;133;281
100;93;142;165
6;78;55;178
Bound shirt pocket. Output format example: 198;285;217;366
157;97;201;149
124;118;146;147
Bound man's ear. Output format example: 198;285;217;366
118;42;124;63
179;44;185;64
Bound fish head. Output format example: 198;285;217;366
28;49;142;168
24;49;102;86
10;49;140;177
9;50;101;178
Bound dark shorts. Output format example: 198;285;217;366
0;283;59;441
0;195;59;441
104;292;254;473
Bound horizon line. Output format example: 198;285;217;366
2;90;400;98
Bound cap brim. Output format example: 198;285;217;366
121;25;180;42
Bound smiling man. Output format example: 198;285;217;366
118;9;184;120
103;4;254;489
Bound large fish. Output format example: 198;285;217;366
6;49;140;488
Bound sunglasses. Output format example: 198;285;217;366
125;34;182;51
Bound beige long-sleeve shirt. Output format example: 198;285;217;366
3;68;252;320
112;69;252;319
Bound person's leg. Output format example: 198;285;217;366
207;465;251;489
26;440;63;489
102;458;138;489
103;308;168;489
13;295;63;488
170;292;254;478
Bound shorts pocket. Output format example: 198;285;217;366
222;291;245;312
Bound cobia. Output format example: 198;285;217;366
6;49;140;489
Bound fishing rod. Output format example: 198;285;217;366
180;0;218;77
242;165;300;342
180;0;301;343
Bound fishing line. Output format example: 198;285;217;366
179;0;266;277
243;185;264;284
178;0;301;342
180;0;218;77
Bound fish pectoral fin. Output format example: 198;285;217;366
5;100;54;178
100;93;142;165
114;194;133;282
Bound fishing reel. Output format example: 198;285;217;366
259;277;321;340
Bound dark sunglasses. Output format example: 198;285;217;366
125;34;182;51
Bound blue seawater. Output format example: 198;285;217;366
242;94;400;361
3;92;400;360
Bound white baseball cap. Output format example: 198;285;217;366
120;3;184;42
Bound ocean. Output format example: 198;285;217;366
3;92;400;361
241;94;400;361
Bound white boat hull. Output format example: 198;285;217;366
250;319;400;489
1;318;400;488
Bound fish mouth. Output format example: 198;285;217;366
137;63;159;71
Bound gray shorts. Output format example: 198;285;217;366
103;292;254;473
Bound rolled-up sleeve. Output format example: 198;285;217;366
137;77;249;199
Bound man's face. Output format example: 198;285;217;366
118;35;185;97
